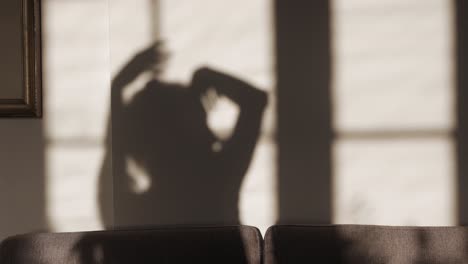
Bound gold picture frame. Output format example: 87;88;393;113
0;0;41;117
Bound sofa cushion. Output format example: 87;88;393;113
264;225;468;264
0;225;262;264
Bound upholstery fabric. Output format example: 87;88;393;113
264;225;468;264
0;225;262;264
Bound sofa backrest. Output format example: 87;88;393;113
0;225;262;264
264;225;468;264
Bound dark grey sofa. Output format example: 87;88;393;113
264;225;468;264
3;225;468;263
0;225;262;264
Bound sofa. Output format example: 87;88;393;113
2;225;468;263
264;225;468;264
0;226;262;264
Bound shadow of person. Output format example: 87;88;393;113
103;42;268;227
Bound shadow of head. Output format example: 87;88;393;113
125;80;216;164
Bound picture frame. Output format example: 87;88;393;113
0;0;41;117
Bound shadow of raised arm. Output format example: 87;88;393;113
111;42;167;115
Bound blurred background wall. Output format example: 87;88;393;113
0;0;466;240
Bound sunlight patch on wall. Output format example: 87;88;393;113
43;0;111;231
333;138;456;225
333;0;454;132
332;0;456;225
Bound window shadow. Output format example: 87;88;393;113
456;0;468;225
0;120;47;240
275;0;333;224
